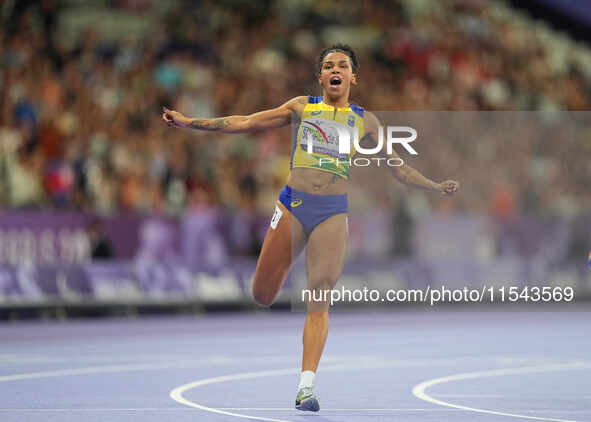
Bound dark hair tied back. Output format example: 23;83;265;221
317;43;359;75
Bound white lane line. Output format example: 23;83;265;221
0;356;314;382
218;407;463;411
0;353;380;366
0;361;227;382
218;409;591;413
0;354;493;384
0;407;460;412
0;408;194;411
412;361;591;422
434;394;514;398
1;407;590;413
435;394;591;399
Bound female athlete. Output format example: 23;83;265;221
162;44;459;412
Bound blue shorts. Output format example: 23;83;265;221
277;185;348;237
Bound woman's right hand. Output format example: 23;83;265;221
162;107;189;128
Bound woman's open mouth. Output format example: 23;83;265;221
330;76;342;86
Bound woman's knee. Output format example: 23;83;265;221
251;283;278;307
304;277;337;311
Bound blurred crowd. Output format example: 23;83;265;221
1;0;590;253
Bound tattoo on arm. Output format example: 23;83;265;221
189;118;230;131
296;97;307;105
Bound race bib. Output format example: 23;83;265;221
270;204;283;230
299;118;353;159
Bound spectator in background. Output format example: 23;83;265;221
88;219;114;259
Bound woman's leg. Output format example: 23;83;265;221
302;213;348;372
251;202;306;306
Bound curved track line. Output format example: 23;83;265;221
170;368;297;422
412;361;591;422
169;359;464;422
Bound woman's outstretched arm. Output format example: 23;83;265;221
363;111;460;195
162;96;307;134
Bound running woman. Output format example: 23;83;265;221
162;44;459;412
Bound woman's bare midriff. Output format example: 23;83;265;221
286;168;348;195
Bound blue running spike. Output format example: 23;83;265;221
295;387;320;412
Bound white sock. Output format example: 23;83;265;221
298;370;315;390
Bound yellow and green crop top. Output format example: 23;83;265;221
290;96;365;180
